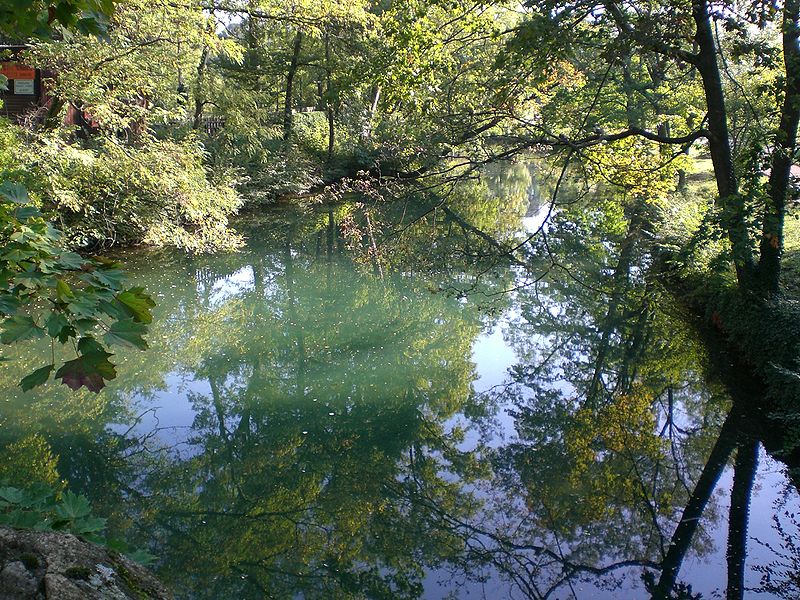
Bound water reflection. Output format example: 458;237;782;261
1;162;799;599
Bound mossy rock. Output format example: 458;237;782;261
0;526;170;599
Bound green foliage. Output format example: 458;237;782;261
0;484;105;535
0;182;152;392
0;483;155;564
0;0;114;39
16;130;242;252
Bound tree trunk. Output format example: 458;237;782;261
283;30;303;142
361;85;381;141
325;33;334;164
692;0;755;288
652;410;739;599
192;45;210;130
759;0;800;294
726;435;759;600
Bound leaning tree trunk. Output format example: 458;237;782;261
283;30;303;142
361;85;381;141
725;435;759;600
652;411;739;599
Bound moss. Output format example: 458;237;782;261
64;565;91;580
110;555;150;600
19;553;39;570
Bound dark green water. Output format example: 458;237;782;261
1;162;799;599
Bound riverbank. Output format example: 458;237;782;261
651;157;800;468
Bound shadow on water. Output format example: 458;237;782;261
2;161;800;599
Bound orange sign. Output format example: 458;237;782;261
0;62;36;80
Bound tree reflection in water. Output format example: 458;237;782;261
1;163;799;599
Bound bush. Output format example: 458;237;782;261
8;123;242;252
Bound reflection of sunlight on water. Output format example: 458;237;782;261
522;202;552;236
472;324;516;391
201;265;255;307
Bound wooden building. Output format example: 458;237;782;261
0;45;44;122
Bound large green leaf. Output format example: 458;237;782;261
1;315;45;344
0;487;25;505
67;294;100;318
57;251;85;270
0;182;30;204
20;364;54;391
2;248;37;263
0;295;20;315
73;516;107;535
54;491;91;520
90;267;125;288
117;287;155;323
103;319;148;350
15;269;48;289
98;299;128;320
56;279;74;300
14;205;41;220
45;311;70;338
77;336;105;355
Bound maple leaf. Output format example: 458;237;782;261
54;350;117;392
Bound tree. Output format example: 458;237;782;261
1;0;155;392
494;0;800;296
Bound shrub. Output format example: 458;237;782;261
12;124;242;252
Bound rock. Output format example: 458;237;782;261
0;527;170;600
0;561;39;598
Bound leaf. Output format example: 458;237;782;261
57;251;85;270
0;486;25;504
98;299;128;320
72;516;107;535
117;287;155;324
103;319;148;350
91;267;125;289
0;182;30;204
1;315;45;344
3;510;43;529
45;311;70;337
15;264;50;288
0;294;20;316
54;350;116;392
67;295;99;319
54;491;91;520
126;549;158;566
77;336;105;355
2;248;37;263
20;364;54;391
73;318;97;334
15;205;41;220
56;279;74;300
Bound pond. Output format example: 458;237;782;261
1;161;799;599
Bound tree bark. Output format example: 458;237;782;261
692;0;755;288
192;45;211;130
325;33;334;163
361;85;381;141
283;30;303;142
759;0;800;294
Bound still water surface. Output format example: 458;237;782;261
2;162;799;599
